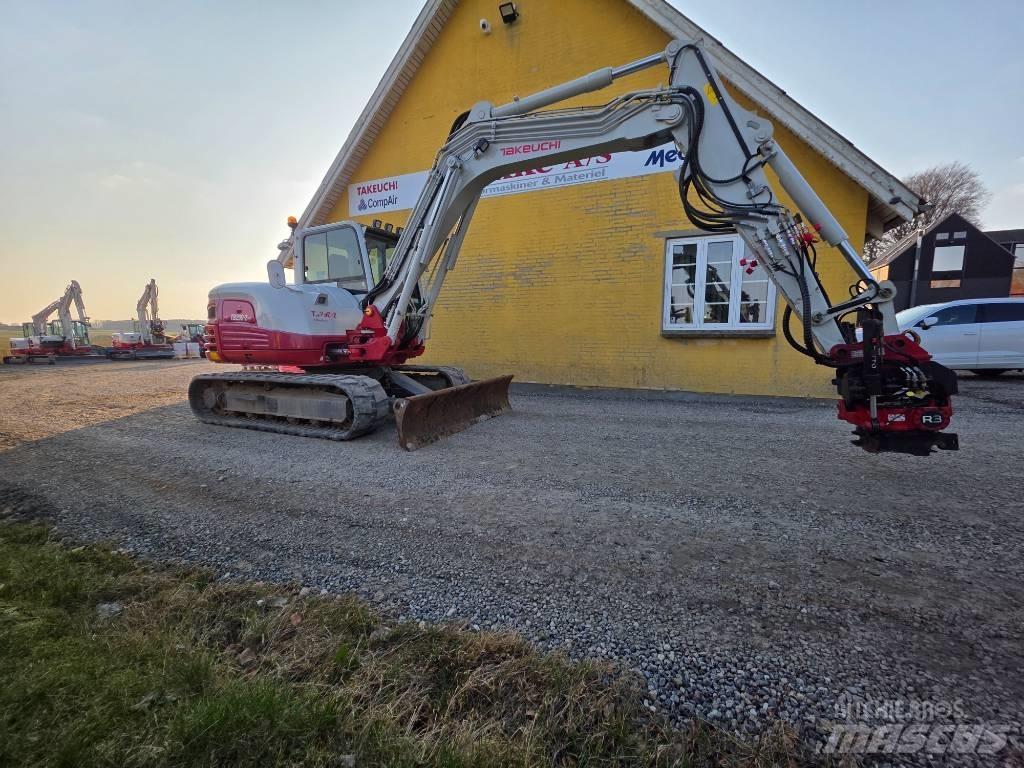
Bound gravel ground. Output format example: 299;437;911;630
1;360;1022;760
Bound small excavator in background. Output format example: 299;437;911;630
4;280;97;364
189;40;959;454
109;279;175;360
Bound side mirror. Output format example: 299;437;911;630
918;317;937;330
267;260;287;289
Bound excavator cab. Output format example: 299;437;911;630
47;319;91;349
72;320;91;348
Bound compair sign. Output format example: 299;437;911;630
351;173;429;215
348;142;684;217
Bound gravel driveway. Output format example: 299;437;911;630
1;361;1022;755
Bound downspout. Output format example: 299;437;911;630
908;228;924;308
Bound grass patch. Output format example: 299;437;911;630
0;500;825;767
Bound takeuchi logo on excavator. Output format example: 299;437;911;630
501;140;562;157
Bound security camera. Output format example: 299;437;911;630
479;18;491;34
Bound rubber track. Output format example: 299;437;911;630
188;372;390;441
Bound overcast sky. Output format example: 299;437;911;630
1;0;1021;322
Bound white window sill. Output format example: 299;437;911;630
661;327;776;339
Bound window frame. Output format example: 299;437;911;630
296;222;373;293
662;233;777;336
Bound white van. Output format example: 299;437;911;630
895;297;1024;376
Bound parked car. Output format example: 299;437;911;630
894;298;1024;376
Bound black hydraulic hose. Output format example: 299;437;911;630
782;305;814;358
675;88;782;236
791;248;839;367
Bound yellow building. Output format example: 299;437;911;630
284;0;922;398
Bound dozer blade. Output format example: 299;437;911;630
393;375;513;451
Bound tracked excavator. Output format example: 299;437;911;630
5;280;95;363
190;40;959;455
109;279;175;359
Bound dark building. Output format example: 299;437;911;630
869;213;1015;312
985;228;1024;295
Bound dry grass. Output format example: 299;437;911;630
0;490;829;767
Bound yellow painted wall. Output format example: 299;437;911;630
326;0;872;398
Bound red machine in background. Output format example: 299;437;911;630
4;280;98;364
108;279;175;360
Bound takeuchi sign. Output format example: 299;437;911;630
347;143;685;217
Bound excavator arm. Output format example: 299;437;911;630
30;298;62;336
136;279;162;344
364;40;957;454
56;280;90;350
149;280;163;338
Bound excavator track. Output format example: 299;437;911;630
188;372;390;441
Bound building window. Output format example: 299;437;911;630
1012;244;1024;296
936;233;949;242
930;279;962;289
663;234;776;332
932;244;965;272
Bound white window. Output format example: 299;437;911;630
932;244;965;272
663;234;776;332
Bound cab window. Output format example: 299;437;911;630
303;228;368;292
365;233;398;286
927;304;976;327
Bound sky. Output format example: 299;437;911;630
1;0;1021;322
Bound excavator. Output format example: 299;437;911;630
189;40;959;455
5;280;96;363
109;279;175;360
